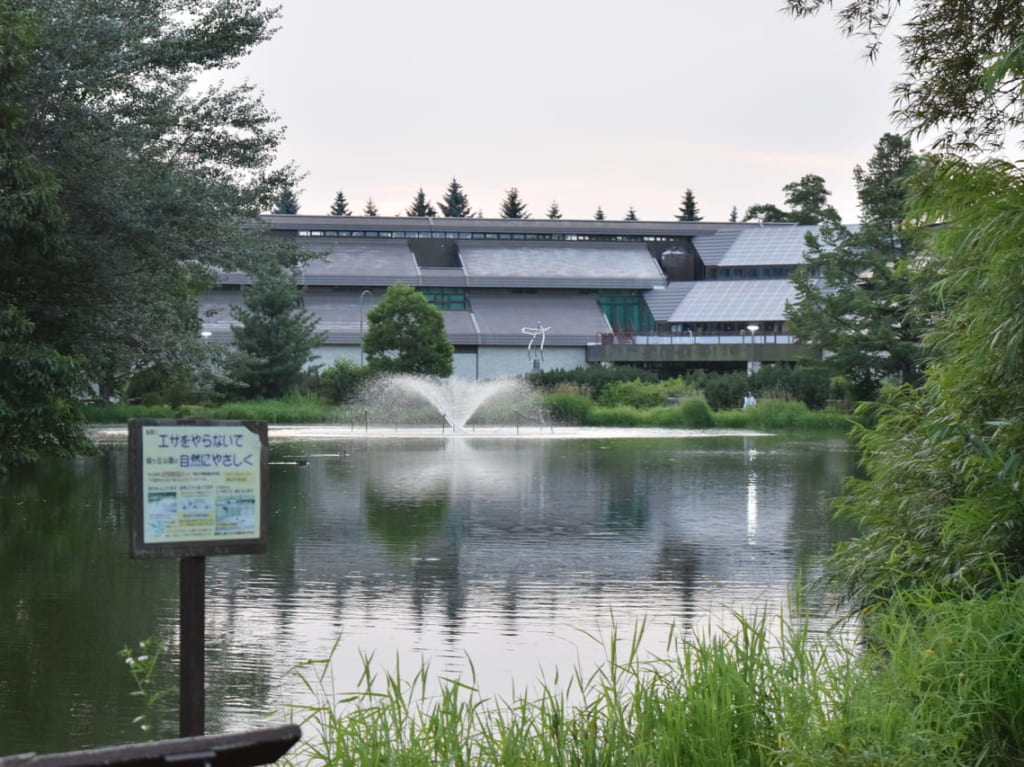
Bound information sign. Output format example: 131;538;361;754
129;419;268;558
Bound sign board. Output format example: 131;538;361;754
129;419;269;558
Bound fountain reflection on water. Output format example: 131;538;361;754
359;374;542;432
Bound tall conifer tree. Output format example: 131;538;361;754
676;189;702;221
406;187;437;217
330;190;352;216
499;188;529;219
439;178;472;217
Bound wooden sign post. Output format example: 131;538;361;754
128;419;269;737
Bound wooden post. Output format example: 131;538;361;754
179;556;206;737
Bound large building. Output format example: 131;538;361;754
201;215;824;379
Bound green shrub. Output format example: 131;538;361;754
745;399;811;430
584;405;643;426
643;398;715;428
527;365;656;397
540;391;592;425
317;360;375;405
677;397;715;428
598;380;665;409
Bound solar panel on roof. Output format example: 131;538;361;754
667;280;797;322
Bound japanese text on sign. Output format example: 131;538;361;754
140;425;261;544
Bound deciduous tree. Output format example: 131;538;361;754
0;0;296;466
363;284;453;377
786;0;1024;152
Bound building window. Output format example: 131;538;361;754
419;287;468;311
596;290;654;333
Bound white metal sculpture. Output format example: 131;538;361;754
521;322;551;364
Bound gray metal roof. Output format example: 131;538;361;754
459;242;665;289
644;282;698;321
692;225;817;267
690;230;742;267
463;291;611;345
298;241;419;286
261;214;741;239
667;280;798;323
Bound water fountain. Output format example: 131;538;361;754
357;374;543;433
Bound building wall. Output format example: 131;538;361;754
477;347;588;380
313;344;589;380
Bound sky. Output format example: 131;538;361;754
226;0;910;223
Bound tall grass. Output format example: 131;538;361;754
282;612;860;767
280;580;1024;765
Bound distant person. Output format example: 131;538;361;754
743;392;757;409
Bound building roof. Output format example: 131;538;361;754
459;241;665;289
693;225;817;267
666;280;799;323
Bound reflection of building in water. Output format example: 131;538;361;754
225;440;848;634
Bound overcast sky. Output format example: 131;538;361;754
229;0;909;223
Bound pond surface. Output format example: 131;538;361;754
0;428;857;754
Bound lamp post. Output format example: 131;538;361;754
359;290;372;365
746;324;759;375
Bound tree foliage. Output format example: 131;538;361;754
0;0;296;467
330;190;352;216
624;206;638;221
828;159;1024;605
786;134;929;399
406;188;437;217
593;206;605;220
363;284;454;377
546;201;562;220
225;266;326;399
499;188;529;219
274;185;299;214
786;0;1024;152
438;178;472;217
364;198;379;216
0;307;93;474
744;174;841;224
676;189;702;221
784;4;1024;610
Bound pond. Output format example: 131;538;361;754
0;428;858;754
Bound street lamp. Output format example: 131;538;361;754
359;290;373;365
745;324;759;374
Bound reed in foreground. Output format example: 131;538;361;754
281;613;860;767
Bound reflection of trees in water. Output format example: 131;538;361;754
652;539;701;628
365;488;449;551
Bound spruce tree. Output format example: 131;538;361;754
594;206;605;220
330;190;352;216
676;189;702;221
729;205;739;223
406;187;437;217
546;201;562;220
499;188;529;219
274;185;299;214
625;206;639;221
439;178;472;217
364;198;379;216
